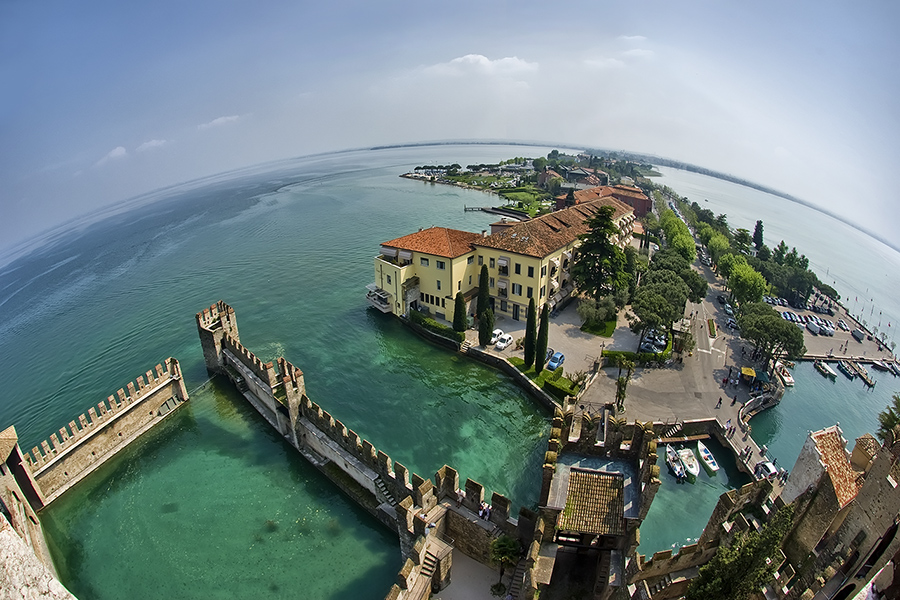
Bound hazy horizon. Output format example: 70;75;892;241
2;1;897;254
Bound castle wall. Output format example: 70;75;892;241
0;512;75;600
26;359;189;505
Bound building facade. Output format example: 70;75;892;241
367;199;635;322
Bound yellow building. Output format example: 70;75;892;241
367;198;634;322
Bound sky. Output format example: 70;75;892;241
1;0;898;256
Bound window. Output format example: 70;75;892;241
512;283;522;296
436;260;446;270
528;266;534;278
420;292;425;302
515;263;521;275
490;258;495;269
478;256;483;266
489;277;495;288
441;298;446;308
436;280;442;291
386;275;392;285
469;275;472;285
420;258;430;267
541;265;547;277
500;300;508;312
540;286;546;298
527;286;533;298
467;256;474;264
458;281;461;290
498;257;509;276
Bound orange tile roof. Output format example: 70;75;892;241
381;227;483;259
474;199;632;258
558;468;625;536
813;427;861;509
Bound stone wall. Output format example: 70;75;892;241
0;512;75;600
26;359;189;505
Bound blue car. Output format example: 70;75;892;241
547;351;565;370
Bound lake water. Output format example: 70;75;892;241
3;144;898;589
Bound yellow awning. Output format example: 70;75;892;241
741;367;756;377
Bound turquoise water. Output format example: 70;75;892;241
0;145;554;599
637;437;750;554
4;145;900;589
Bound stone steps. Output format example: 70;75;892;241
374;476;398;507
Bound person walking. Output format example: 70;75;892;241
716;397;722;408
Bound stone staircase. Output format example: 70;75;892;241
506;557;528;599
663;421;683;439
461;340;473;352
374;476;398;507
648;573;674;595
419;550;439;579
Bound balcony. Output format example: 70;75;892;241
365;283;392;313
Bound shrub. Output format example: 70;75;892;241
409;310;465;343
543;376;579;399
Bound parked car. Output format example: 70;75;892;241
726;317;738;329
495;334;514;351
547;351;565;370
490;329;504;345
717;294;726;304
755;460;778;481
639;341;660;354
724;304;734;316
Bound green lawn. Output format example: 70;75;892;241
509;357;579;398
581;318;617;337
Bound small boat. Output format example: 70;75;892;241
677;447;701;482
851;361;869;378
890;362;900;377
815;360;837;380
838;360;856;379
666;445;685;479
696;440;720;475
775;362;794;386
783;360;795;369
872;360;891;372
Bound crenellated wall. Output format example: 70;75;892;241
26;358;189;505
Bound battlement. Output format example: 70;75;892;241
222;333;277;386
25;358;189;504
196;300;236;332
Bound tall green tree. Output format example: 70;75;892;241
489;535;520;585
686;506;794;600
524;298;537;369
452;292;467;332
728;263;768;308
535;304;549;374
738;303;806;368
478;309;495;346
877;394;900;442
477;264;490;319
753;220;764;250
571;206;628;301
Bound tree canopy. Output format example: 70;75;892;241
571;206;629;301
453;292;467;332
686;505;794;600
738;303;806;366
535;304;549;374
877;393;900;443
728;262;767;308
477;264;490;319
753;220;764;250
524;298;537;369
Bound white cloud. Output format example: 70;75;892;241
622;48;654;58
425;54;538;76
136;139;167;152
198;115;241;130
584;57;625;69
94;146;127;167
619;35;647;42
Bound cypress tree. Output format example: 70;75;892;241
524;297;537;369
535;304;549;374
478;309;495;347
477;264;490;320
452;292;467;332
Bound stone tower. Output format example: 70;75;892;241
196;301;239;373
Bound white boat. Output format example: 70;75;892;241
775;362;794;386
696;440;720;475
666;445;685;479
677;447;701;482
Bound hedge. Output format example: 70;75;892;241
543;377;579;399
409;310;466;343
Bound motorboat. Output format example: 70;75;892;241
871;360;891;372
837;360;856;379
775;362;794;386
890;362;900;377
696;440;720;475
666;445;685;479
677;447;701;482
814;360;837;380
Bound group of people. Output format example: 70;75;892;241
456;490;493;520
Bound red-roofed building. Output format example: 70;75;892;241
368;200;634;321
555;185;652;217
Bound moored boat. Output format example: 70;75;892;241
837;360;856;379
815;359;837;380
775;362;794;386
696;440;720;475
890;362;900;377
677;447;701;482
666;444;686;479
872;359;891;372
